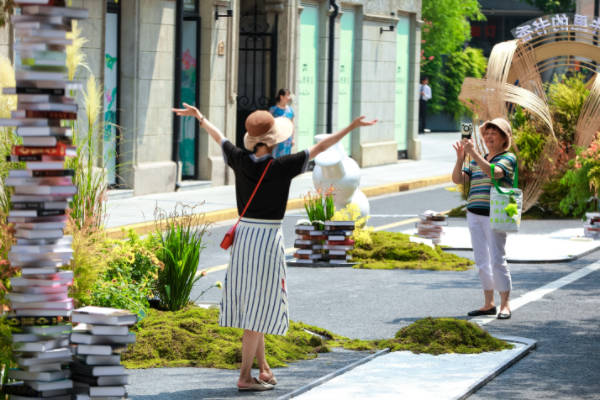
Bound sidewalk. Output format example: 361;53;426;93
105;133;459;236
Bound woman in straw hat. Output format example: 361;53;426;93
173;103;376;392
452;117;517;320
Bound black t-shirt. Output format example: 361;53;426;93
222;140;309;220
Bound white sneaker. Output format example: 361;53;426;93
424;129;431;133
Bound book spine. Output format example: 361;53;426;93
25;110;77;120
15;87;65;96
12;143;66;156
12;202;58;209
5;315;65;327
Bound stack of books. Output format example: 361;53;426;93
292;221;356;265
293;222;326;263
0;1;88;398
416;211;447;244
584;212;600;239
70;306;137;399
323;221;355;264
1;317;73;400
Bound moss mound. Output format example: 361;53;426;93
121;306;328;369
332;318;513;355
351;231;473;270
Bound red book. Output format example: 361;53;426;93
12;142;67;156
25;110;77;120
327;238;355;246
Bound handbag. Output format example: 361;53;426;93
220;159;273;250
489;161;522;233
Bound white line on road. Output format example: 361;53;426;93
472;261;600;325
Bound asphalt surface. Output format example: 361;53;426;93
127;186;600;399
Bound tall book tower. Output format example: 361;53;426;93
0;1;87;399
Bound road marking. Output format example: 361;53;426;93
472;261;600;325
201;210;450;276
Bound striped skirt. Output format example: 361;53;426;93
219;218;289;335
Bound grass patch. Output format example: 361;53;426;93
351;231;473;271
331;317;514;355
121;306;329;369
122;311;513;369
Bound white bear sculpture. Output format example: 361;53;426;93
312;134;370;216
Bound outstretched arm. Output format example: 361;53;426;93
172;103;224;145
308;116;377;159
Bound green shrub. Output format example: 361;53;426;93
558;139;600;218
154;205;209;311
0;316;15;384
547;73;589;144
443;47;487;120
91;230;162;317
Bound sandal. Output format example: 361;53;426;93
258;376;277;385
238;378;274;392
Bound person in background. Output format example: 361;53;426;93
173;102;376;392
451;118;517;320
269;88;295;157
419;77;432;134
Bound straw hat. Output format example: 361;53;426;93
243;110;294;151
480;117;512;150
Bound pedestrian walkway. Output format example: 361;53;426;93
105;133;458;232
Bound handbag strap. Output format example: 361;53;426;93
490;160;518;195
235;159;274;225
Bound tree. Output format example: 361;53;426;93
519;0;576;14
0;0;14;28
420;0;485;117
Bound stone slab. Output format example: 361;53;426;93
291;336;536;400
404;227;600;263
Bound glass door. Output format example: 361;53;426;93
297;3;319;151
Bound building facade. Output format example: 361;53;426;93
0;0;423;196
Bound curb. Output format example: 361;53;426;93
105;174;452;239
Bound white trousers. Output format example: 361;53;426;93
467;211;512;292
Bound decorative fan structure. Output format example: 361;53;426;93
459;13;600;211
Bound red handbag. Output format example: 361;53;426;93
220;159;273;250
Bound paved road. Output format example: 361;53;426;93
129;185;600;399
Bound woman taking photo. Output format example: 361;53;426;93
269;88;295;157
452;118;517;320
173;103;376;392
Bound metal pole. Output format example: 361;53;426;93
172;0;184;188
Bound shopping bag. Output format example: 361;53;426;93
489;162;522;232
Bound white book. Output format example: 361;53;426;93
12;14;64;24
22;362;63;372
19;267;62;276
21;136;65;147
17;126;71;136
11;299;73;310
11;259;63;269
22;162;68;171
12;331;67;342
6;176;72;186
14;309;71;317
0;117;48;126
8;291;68;303
74;323;129;336
15;28;68;38
71;306;137;326
12;284;69;294
10;271;73;287
13;337;69;352
7;368;67;382
9;248;72;259
10;243;71;253
18;37;72;46
15;70;66;81
16;347;72;364
23;324;71;336
70;332;135;345
10;245;72;254
28;379;73;392
77;354;121;366
15;94;71;103
73;383;125;397
15;228;64;239
75;344;114;356
15;184;76;194
22;5;89;18
9;215;68;224
19;102;77;112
